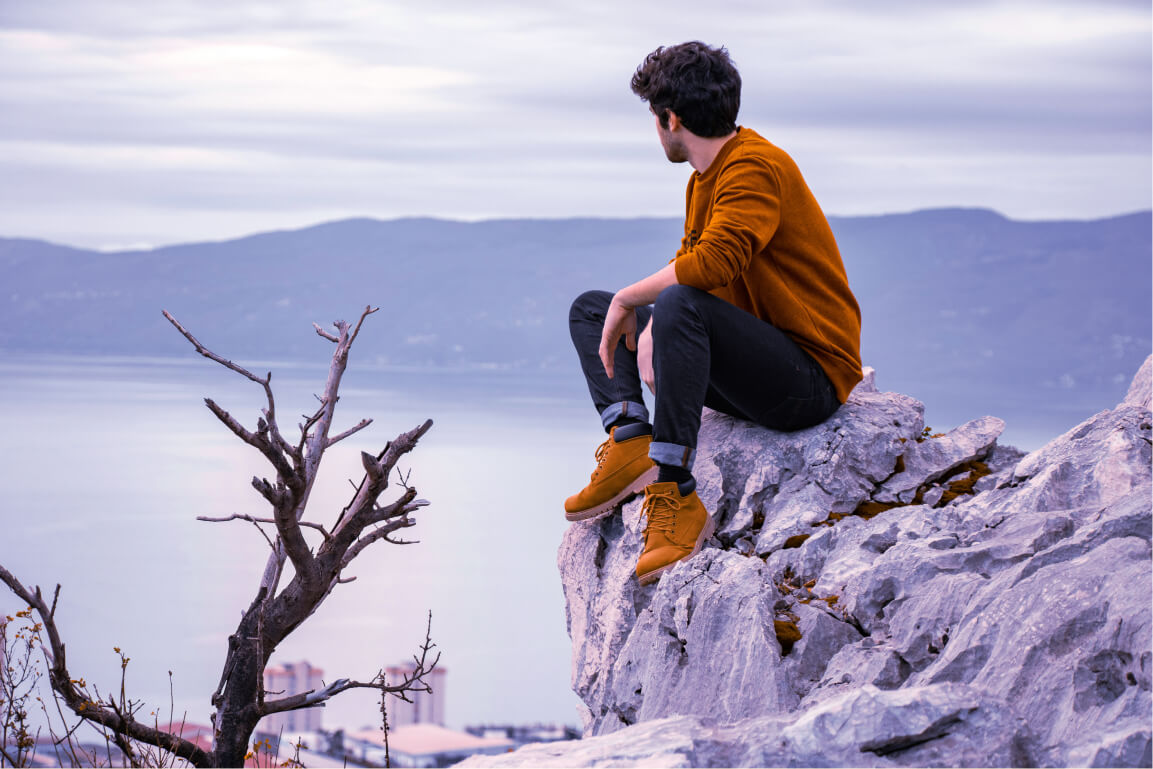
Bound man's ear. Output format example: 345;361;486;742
665;110;682;131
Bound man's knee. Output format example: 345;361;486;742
570;289;613;325
654;284;708;321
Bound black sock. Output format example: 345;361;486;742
657;463;692;486
610;420;651;441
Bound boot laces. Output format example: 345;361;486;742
590;437;612;480
642;489;680;535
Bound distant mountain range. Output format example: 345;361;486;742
2;209;1149;442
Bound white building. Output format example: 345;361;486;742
260;660;326;736
384;662;447;728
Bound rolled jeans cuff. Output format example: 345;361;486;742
600;401;650;430
649;441;696;470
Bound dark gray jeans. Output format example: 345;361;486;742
569;285;840;470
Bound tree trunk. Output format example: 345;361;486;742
212;610;266;768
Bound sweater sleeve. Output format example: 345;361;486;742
674;154;782;289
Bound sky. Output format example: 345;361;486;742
0;0;1150;250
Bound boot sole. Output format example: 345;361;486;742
637;513;717;586
564;465;660;523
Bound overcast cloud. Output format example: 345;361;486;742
0;0;1149;248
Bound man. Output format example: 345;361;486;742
565;41;862;586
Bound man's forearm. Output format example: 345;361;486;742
599;261;680;378
614;261;680;308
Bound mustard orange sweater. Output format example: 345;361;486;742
673;128;863;403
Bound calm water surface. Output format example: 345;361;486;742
0;355;603;733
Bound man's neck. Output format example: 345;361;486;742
685;129;738;174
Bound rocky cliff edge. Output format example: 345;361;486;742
463;357;1152;768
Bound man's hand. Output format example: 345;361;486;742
638;319;655;395
598;262;680;379
598;295;637;379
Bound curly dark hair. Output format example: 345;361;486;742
630;41;741;138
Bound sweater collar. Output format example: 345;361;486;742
695;127;747;181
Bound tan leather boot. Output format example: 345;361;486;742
636;481;715;585
564;426;658;522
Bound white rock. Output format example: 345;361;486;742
546;361;1152;767
1124;354;1152;410
876;416;1005;504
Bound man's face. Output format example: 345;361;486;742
654;110;688;164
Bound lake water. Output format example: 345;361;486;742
0;352;1112;740
0;354;608;734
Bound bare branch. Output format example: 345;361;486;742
328;418;373;448
260;679;344;715
165;312;303;506
198;513;332;541
295;405;326;461
332;419;434;541
347;305;379;346
252;517;277;552
272;502;317;584
377;420;435;477
250;477;286;508
204;401;298;490
204;398;257;444
370;495;430;525
361;450;384;482
260;674;428;715
263;408;296;458
370;486;417;522
163;310;268;387
252;311;372;611
211;635;240;711
261;611;437;717
312;323;339;343
392;611;441;703
165;310;294;460
341;517;417;568
0;563;213;767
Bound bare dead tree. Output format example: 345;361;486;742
0;306;439;767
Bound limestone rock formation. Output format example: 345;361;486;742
462;357;1152;768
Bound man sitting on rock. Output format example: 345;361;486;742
565;41;863;585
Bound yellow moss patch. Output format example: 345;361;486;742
783;534;810;549
807;451;994;535
774;619;802;654
915;426;946;443
937;460;991;505
853;500;901;519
